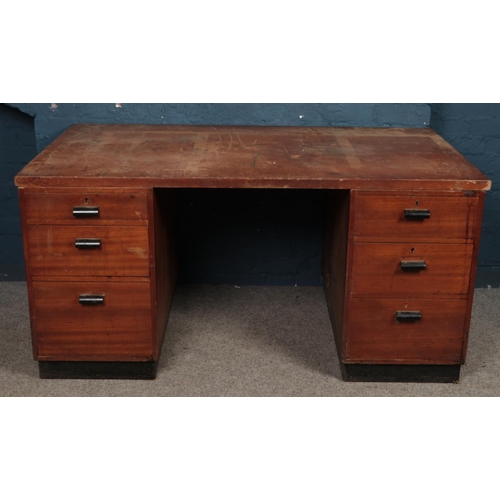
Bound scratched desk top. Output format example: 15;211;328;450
15;125;491;191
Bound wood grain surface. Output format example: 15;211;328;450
28;225;150;277
14;125;492;378
346;298;467;363
14;125;491;190
150;189;178;359
350;242;473;297
322;190;352;362
353;191;479;242
33;281;153;360
23;190;148;224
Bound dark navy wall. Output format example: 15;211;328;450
10;104;431;152
2;104;431;284
0;105;37;280
430;104;500;287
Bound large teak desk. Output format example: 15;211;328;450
14;125;491;382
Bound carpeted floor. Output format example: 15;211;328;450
1;282;499;396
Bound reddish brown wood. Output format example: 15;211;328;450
150;189;177;360
345;298;467;364
14;125;491;191
322;190;352;361
461;191;486;362
333;189;486;371
350;243;473;298
28;225;150;278
14;125;491;380
353;192;479;242
33;281;153;361
23;191;148;223
32;275;151;283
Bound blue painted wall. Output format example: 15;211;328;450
430;104;500;287
0;105;37;280
2;104;431;284
10;103;431;152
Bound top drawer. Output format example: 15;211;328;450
23;192;148;223
353;192;478;242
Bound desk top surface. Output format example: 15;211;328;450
15;124;491;190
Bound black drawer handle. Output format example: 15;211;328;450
75;238;101;249
404;209;430;220
396;311;421;322
400;260;426;271
73;206;99;217
79;294;105;305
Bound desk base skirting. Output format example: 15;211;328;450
340;363;461;383
37;360;460;383
39;361;158;380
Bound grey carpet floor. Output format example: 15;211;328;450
1;282;499;396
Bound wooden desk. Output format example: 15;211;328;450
15;125;491;382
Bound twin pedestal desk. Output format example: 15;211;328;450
14;125;491;383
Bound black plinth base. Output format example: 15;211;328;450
341;363;461;383
39;361;158;380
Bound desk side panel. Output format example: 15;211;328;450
461;190;486;362
322;190;352;362
150;189;178;361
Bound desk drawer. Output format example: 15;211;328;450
33;281;152;360
353;193;478;242
28;225;150;277
351;243;473;297
23;192;148;223
346;298;466;363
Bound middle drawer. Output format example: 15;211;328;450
28;225;150;278
351;242;473;297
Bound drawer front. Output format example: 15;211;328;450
33;281;152;360
351;243;473;297
28;225;150;277
353;193;478;241
23;192;148;223
346;299;467;363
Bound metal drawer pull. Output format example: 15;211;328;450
404;209;430;220
396;311;421;322
400;260;426;271
73;206;99;217
79;294;105;305
75;238;101;249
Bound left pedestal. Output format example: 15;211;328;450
19;188;177;379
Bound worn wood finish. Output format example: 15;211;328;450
23;191;148;223
353;192;479;242
33;281;153;361
345;298;467;364
14;125;491;191
14;125;491;381
350;243;473;297
28;225;150;278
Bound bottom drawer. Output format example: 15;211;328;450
33;281;153;360
346;298;467;363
